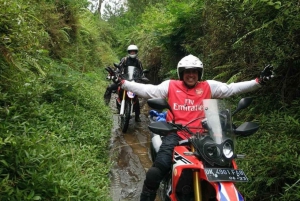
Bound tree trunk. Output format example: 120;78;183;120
98;0;104;19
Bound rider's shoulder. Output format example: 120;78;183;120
167;79;180;86
121;56;128;61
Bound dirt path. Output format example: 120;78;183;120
109;95;154;201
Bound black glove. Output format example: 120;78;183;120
257;64;274;85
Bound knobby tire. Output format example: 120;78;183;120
121;100;131;133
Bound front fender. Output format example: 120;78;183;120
212;182;244;201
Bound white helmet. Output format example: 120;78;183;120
127;45;138;58
177;54;203;81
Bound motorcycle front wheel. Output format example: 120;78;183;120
121;100;131;133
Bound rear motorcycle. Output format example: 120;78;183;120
147;97;259;201
106;64;149;133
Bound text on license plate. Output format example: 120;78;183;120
204;168;248;182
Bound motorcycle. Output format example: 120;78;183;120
147;97;259;201
105;64;149;133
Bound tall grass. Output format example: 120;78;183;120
1;0;117;200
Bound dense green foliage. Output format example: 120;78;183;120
108;0;300;200
0;0;117;200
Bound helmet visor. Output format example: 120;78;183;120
183;67;199;73
128;50;138;54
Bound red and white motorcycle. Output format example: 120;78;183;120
106;64;149;133
147;97;259;201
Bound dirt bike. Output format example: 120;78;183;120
106;64;149;133
147;97;259;201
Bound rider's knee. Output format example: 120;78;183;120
154;161;170;176
145;166;164;187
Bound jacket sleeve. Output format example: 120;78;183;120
138;59;143;70
207;79;261;98
118;57;126;72
121;80;170;99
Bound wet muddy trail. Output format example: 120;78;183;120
108;95;156;201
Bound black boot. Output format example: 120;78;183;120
135;116;141;122
140;185;156;201
115;98;121;112
103;90;111;105
134;100;141;122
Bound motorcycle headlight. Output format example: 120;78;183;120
191;134;235;167
206;145;221;158
222;140;234;159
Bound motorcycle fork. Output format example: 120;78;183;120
192;145;203;201
120;90;126;115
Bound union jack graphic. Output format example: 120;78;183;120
216;183;244;201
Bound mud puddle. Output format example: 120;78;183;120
108;95;155;201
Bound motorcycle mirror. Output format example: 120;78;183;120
113;63;120;69
107;66;114;73
105;67;110;72
234;122;259;137
232;97;253;116
147;98;170;110
148;121;175;136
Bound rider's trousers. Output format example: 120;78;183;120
140;133;182;200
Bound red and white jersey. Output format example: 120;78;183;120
122;79;260;139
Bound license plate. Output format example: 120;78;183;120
204;168;249;182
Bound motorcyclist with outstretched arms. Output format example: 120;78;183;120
114;54;274;201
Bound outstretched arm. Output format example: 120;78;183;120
208;79;261;98
209;64;274;98
118;57;127;72
121;80;170;99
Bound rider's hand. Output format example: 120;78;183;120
256;64;274;85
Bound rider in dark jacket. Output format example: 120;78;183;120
104;44;143;122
